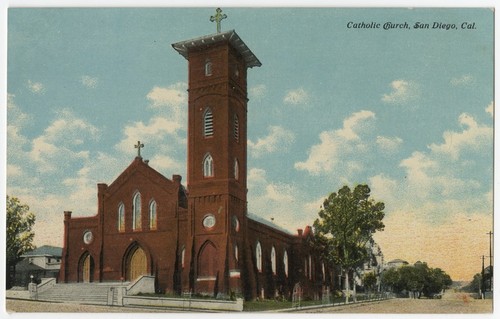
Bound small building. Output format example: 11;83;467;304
14;245;62;288
386;259;409;269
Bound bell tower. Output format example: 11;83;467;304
172;9;261;295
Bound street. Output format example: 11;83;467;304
302;291;492;313
5;291;493;314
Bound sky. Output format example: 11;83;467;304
4;5;494;282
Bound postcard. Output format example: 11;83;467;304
4;5;494;315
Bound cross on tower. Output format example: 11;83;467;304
134;141;144;158
210;8;227;33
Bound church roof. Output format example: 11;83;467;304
247;213;293;235
172;30;262;68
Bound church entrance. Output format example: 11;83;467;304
126;246;148;282
79;253;94;283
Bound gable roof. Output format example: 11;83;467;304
105;157;181;196
21;245;62;257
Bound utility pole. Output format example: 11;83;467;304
487;231;493;291
481;255;485;299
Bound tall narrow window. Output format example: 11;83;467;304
283;250;289;277
256;242;262;272
149;200;157;230
271;246;276;275
181;247;186;269
132;192;142;230
234;243;239;262
203;153;214;177
205;59;212;76
233;114;239;141
118;203;125;232
322;262;326;281
308;255;312;279
204;108;214;137
234;158;239;180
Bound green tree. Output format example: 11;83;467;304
381;267;400;292
363;272;377;293
313;184;385;303
6;196;36;288
463;273;482;293
381;262;452;298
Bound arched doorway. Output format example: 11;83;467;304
198;241;218;278
126;246;148;282
79;253;94;283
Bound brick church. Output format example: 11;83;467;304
59;13;332;300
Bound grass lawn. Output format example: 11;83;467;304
243;298;349;311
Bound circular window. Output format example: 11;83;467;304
202;214;216;229
83;231;93;244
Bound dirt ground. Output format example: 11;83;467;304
4;291;493;314
304;291;493;314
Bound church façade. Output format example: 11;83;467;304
59;16;332;300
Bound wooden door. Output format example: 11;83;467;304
127;247;147;281
83;255;91;283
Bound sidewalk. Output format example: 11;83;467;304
5;290;30;300
267;297;393;312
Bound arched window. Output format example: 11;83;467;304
181;247;186;269
149;200;157;230
234;243;239;262
283;250;289;277
118;203;125;232
271;246;276;275
234;158;239;180
132;192;141;231
256;241;262;272
309;255;312;279
322;262;326;281
233;114;239;141
204;108;214;137
205;59;212;76
203;153;214;177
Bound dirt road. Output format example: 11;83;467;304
5;292;493;314
304;292;492;314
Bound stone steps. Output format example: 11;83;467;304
37;283;129;305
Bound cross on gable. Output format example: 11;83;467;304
134;141;144;158
210;8;227;33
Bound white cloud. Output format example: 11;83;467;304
148;154;184;173
249;84;266;99
7;94;31;163
485;101;493;117
7;164;22;178
368;174;399;206
116;116;184;156
283;88;309;105
248;167;267;185
28;110;99;172
247;167;314;232
264;183;296;202
376;136;403;153
428;113;492;160
27;80;45;94
248;125;295;158
294;110;375;175
381;80;419;104
147;82;187;109
337;110;375;140
450;74;474;86
81;75;99;88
